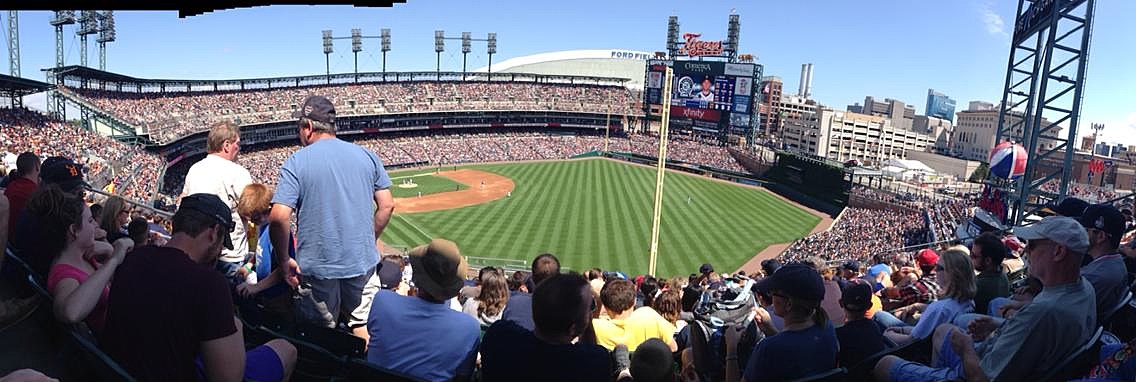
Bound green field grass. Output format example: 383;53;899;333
380;159;820;277
390;173;468;198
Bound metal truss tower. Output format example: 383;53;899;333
48;11;75;119
76;11;98;67
994;0;1096;225
6;11;18;77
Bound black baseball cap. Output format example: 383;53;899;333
699;263;714;274
178;193;235;249
752;263;825;302
377;260;402;290
39;156;90;192
1038;197;1089;218
1079;204;1126;249
841;279;873;312
293;95;336;124
841;260;861;272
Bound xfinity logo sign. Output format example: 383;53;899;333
681;108;706;119
610;51;652;60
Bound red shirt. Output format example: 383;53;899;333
4;176;37;237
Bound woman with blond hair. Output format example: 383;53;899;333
99;195;131;242
883;246;976;345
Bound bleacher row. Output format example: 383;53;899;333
65;81;642;144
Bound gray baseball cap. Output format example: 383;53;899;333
1013;216;1090;254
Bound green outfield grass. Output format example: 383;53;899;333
380;159;820;277
389;173;468;198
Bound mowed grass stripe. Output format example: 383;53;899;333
384;159;818;276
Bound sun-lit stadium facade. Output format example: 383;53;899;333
475;49;654;90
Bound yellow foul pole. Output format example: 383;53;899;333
604;101;611;153
648;67;674;276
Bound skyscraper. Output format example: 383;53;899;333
926;89;957;122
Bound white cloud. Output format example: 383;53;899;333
980;3;1008;37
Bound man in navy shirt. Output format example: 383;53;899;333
836;280;888;367
501;253;560;330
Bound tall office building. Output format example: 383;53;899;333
854;96;915;130
925;89;957;122
950;101;1063;162
781;108;934;165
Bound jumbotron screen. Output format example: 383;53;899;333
644;60;757;134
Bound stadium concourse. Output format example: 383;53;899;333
2;87;1136;380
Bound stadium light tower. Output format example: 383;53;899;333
76;10;98;67
96;11;115;71
434;30;444;80
351;28;362;81
6;11;19;77
47;10;76;119
381;28;391;76
461;32;471;80
486;32;496;76
322;30;333;83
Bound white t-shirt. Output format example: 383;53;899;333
182;154;252;263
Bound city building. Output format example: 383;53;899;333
758;76;783;137
913;115;953;152
949;102;1063;162
847;103;863;113
782;108;934;166
925;89;957;122
1094;142;1130;158
853;96;915;130
906;150;982;181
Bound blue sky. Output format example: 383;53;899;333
5;1;1135;145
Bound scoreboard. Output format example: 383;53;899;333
643;59;761;137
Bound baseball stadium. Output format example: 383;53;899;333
2;2;1136;381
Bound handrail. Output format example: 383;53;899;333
85;186;173;218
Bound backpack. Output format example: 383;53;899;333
687;279;763;381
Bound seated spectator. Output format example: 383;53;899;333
1079;204;1128;318
729;263;837;381
877;249;943;326
29;185;133;334
873;216;1096;381
802;256;846;326
970;232;1010;316
627;338;676;382
760;259;782;278
4;152;39;237
1078;337;1136;381
99;196;131;243
594;279;679;352
366;238;480;381
99;194;296;381
462;267;509;326
127;217;150;247
836;280;888;368
653;289;685;334
502;253;560;330
507;270;529;293
883;247;975;345
479;273;612;381
376;256;409;295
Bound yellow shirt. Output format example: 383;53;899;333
592;307;677;351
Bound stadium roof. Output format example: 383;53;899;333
473;49;655;73
0;73;52;94
43;66;138;83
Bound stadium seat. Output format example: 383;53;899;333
1038;326;1103;382
340;358;423;382
67;325;137;382
1101;291;1133;324
26;274;52;302
295;323;365;359
258;325;347;382
846;345;898;381
786;367;847;382
885;335;933;367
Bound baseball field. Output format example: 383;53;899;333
379;158;821;277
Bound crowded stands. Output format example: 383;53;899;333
4;92;1136;382
66;82;641;144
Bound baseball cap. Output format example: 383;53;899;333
915;249;940;268
293;95;336;124
841;280;873;312
1037;197;1089;218
1078;204;1126;248
39;156;90;192
699;263;714;274
408;238;468;299
752;263;825;301
377;260;403;290
841;260;861;272
630;338;675;382
1013;216;1090;254
178;193;236;249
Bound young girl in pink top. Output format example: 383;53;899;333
30;185;133;333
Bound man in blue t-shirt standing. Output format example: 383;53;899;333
268;95;396;329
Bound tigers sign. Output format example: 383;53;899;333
677;33;724;57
